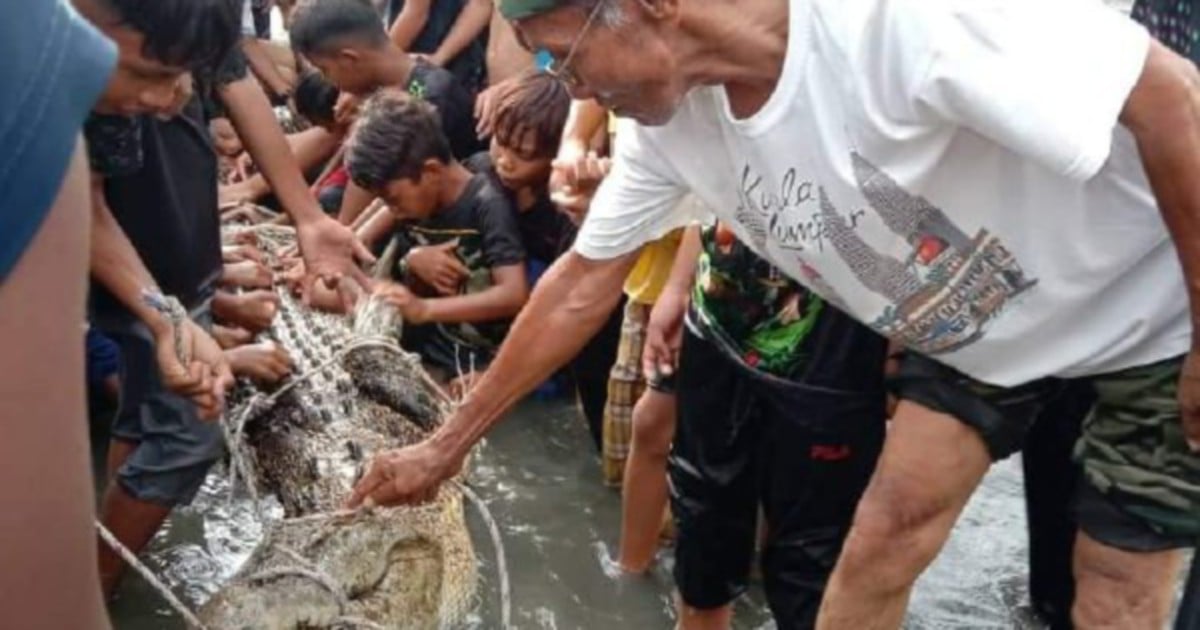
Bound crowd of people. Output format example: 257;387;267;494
2;0;1199;628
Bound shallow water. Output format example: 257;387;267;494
104;398;1137;630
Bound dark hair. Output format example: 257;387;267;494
346;90;452;191
97;0;242;70
290;0;389;56
293;71;340;126
490;70;571;160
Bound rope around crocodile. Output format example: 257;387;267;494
95;336;513;630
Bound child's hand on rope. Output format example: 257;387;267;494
215;290;281;333
226;341;293;385
373;280;430;324
221;259;274;290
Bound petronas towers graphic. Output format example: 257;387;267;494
821;153;1038;354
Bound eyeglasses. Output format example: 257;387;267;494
545;1;605;88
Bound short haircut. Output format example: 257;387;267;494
346;90;452;191
490;70;571;159
96;0;241;70
293;71;340;126
290;0;389;57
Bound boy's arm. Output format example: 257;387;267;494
355;206;396;250
429;0;491;67
223;127;343;203
89;176;233;417
241;38;293;101
388;0;432;52
407;262;529;324
219;73;375;293
337;181;379;225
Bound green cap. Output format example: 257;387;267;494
498;0;564;20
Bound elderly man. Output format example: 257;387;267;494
350;0;1200;628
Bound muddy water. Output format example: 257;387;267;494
107;399;1070;629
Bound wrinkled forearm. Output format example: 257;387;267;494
427;249;638;459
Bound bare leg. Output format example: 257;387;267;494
618;389;676;573
816;401;992;630
0;143;110;629
96;482;173;599
1072;530;1184;629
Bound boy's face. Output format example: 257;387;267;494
378;164;443;222
306;49;377;97
489;133;552;191
89;22;191;116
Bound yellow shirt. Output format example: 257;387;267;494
624;229;684;305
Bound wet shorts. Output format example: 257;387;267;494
104;306;225;507
671;327;886;628
890;352;1200;549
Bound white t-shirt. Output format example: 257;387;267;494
576;0;1190;386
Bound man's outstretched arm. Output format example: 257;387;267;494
348;249;639;507
1122;39;1200;450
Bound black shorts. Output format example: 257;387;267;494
890;352;1198;550
670;326;886;628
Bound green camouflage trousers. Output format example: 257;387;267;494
1075;356;1200;539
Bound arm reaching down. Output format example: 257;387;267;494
220;74;376;296
348;249;639;506
1122;39;1200;450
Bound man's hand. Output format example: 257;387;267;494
295;216;376;303
1178;349;1200;451
474;83;503;138
405;240;468;296
347;440;462;508
152;318;234;420
642;287;688;383
219;179;262;207
373;280;430;324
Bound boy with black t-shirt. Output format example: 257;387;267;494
463;70;621;447
345;91;527;386
289;0;481;160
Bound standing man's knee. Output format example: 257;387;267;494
1072;531;1184;629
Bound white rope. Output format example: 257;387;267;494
95;521;210;630
455;482;512;630
97;309;515;629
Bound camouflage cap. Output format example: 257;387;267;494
498;0;565;20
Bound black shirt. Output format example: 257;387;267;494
464;152;576;263
387;0;486;94
406;61;484;160
85;53;248;322
392;171;524;353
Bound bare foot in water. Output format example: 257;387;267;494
226;341;293;385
